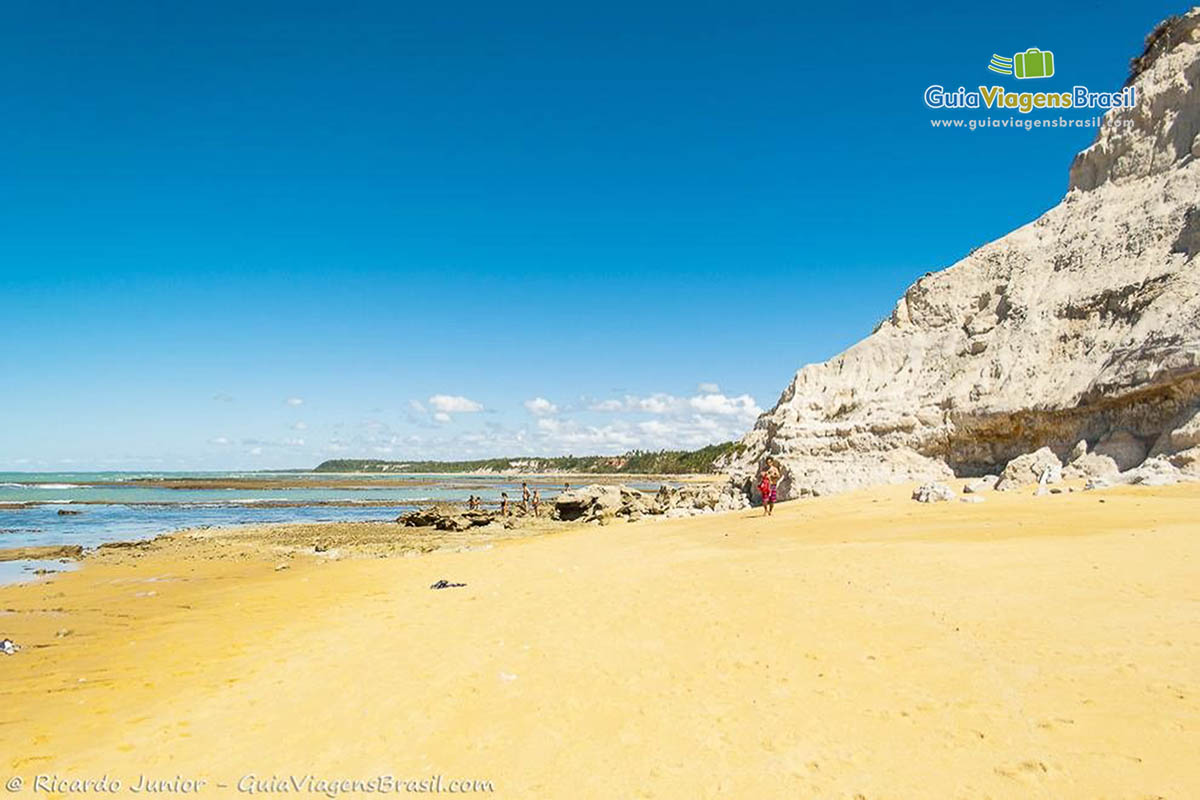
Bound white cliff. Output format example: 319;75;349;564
724;10;1200;498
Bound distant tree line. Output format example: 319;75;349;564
313;441;745;475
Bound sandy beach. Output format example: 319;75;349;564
2;483;1198;798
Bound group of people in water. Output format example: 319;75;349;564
467;480;556;517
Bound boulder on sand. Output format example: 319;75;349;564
553;485;629;522
555;482;750;522
995;448;1062;491
962;475;998;493
1063;440;1120;480
912;482;956;503
1119;456;1186;487
651;483;749;515
1064;452;1120;479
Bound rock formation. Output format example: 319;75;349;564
912;482;956;503
555;483;749;522
722;10;1200;499
396;483;751;531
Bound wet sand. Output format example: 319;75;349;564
1;482;1198;798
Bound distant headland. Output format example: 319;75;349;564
313;441;744;475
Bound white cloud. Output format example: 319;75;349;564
688;393;762;419
524;397;558;416
635;394;678;414
285;397;304;406
569;387;762;451
433;412;452;424
292;421;308;431
209;436;232;445
588;394;680;414
249;446;263;456
637;419;673;437
281;438;305;447
428;394;483;414
531;418;640;450
589;390;760;422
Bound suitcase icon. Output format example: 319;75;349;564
1014;48;1054;79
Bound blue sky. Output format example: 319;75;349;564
0;0;1184;469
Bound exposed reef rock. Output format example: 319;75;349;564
396;483;750;531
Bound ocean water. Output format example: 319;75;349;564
0;472;664;560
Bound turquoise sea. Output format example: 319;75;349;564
0;471;659;583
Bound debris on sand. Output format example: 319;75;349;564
430;579;467;590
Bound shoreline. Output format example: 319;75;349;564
2;481;1198;796
2;472;728;490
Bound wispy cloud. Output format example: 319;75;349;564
429;394;483;414
688;393;761;418
588;391;760;421
523;397;558;416
285;397;304;407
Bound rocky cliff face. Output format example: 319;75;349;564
723;10;1200;499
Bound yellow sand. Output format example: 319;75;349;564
2;483;1198;798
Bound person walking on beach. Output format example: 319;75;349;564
757;470;773;516
759;459;780;516
521;482;530;513
500;492;509;516
531;488;541;517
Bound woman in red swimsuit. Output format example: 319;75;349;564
758;470;774;516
